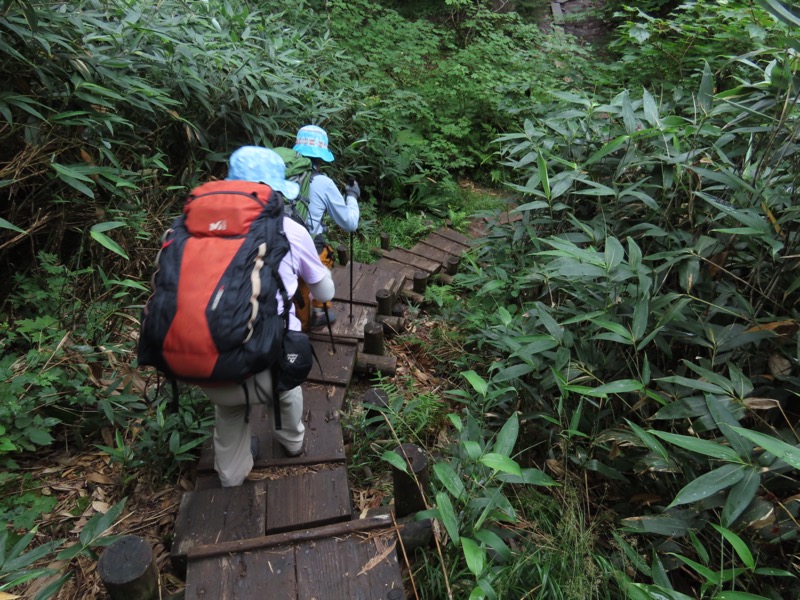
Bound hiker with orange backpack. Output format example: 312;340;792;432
277;125;360;330
138;146;334;487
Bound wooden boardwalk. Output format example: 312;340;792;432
170;227;472;599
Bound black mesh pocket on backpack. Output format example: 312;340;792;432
276;331;313;392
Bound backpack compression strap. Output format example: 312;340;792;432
246;216;293;428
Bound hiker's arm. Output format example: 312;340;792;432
289;219;335;299
308;272;334;303
313;175;359;234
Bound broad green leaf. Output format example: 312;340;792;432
584;459;628;481
714;593;774;600
698;61;714;113
621;515;691;537
479;453;522;477
492;363;534;383
462;537;485;577
51;162;95;198
91;221;126;233
512;200;549;212
651;430;742;461
626;419;670;462
583;379;644;397
461;370;488;398
711;524;754;570
382;450;408;473
77;498;127;548
462;441;483;461
604;237;625;270
474;529;511;562
435;492;460;544
732;427;800;470
654;395;744;421
585;134;629;166
631;299;649;342
90;230;129;259
753;567;795;577
688;529;709;566
511;336;559;357
535;303;564;342
642;87;660;127
27;428;54;445
755;0;800;27
433;462;466;500
537;151;550;199
722;467;760;527
627;236;643;269
620;581;694;600
706;395;752;459
448;414;463;432
621;90;637;135
469;586;486;600
492;412;518;456
0;217;25;234
668;464;745;508
655;375;726;394
588;318;633;344
682;362;736;394
497;468;558;486
573;180;617;197
612;531;651;576
671;553;719;585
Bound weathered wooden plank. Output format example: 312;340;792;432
374;259;410;296
407;242;451;265
186;546;296;599
418;237;460;257
436;227;472;247
309;302;374;342
186;534;404;600
306;337;357;383
263;384;346;465
188;515;394;559
336;263;406;307
296;536;404;600
374;258;418;290
421;232;470;257
171;481;267;569
382;247;442;274
303;381;347;412
330;261;377;305
266;465;351;533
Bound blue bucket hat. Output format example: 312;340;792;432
227;146;300;200
293;125;335;163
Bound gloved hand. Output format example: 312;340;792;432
345;180;360;201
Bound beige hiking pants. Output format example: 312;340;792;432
200;370;305;487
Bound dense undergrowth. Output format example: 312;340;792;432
1;0;800;598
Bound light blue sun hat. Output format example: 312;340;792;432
227;146;300;200
293;125;335;163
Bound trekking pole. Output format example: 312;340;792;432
322;303;336;353
349;231;354;322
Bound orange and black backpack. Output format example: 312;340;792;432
137;180;291;385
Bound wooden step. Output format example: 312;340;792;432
173;464;353;575
185;516;405;600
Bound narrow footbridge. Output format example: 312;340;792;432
169;227;473;599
